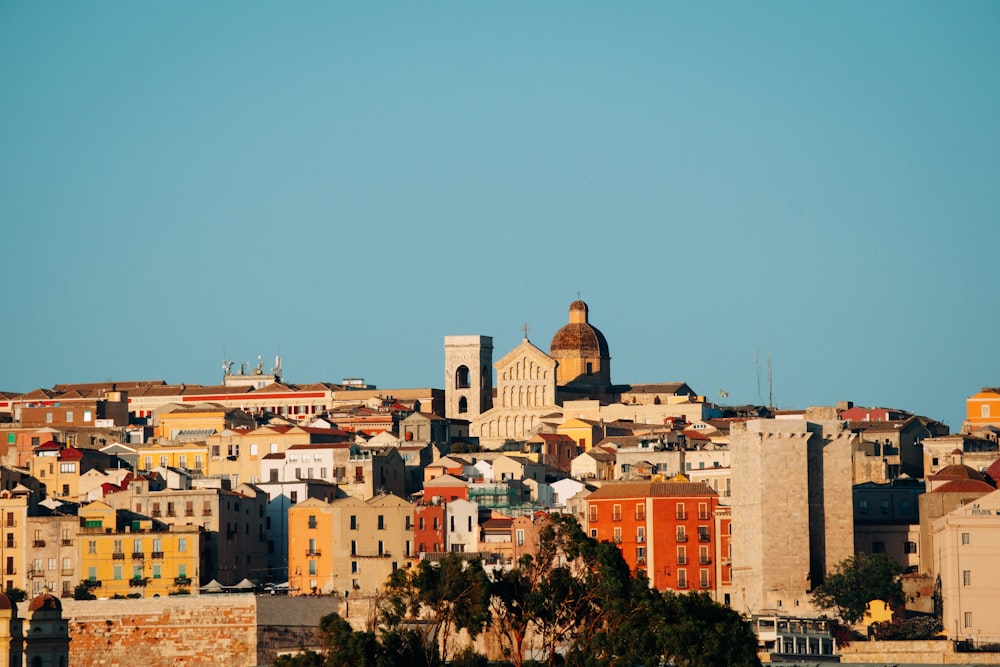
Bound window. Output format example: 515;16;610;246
308;515;317;529
250;444;258;456
45;412;53;424
635;503;645;521
963;570;972;586
983;405;990;418
88;540;97;554
859;499;868;514
636;546;646;565
59;463;75;474
612;504;622;521
677;546;687;564
113;565;123;580
676;526;687;542
351;540;356;556
195;455;203;469
152;564;161;579
455;365;471;389
699;568;710;588
677;569;687;588
965;612;973;628
676;503;686;520
88;566;97;581
178;538;187;553
378;515;385;530
872;540;885;554
458;397;468;414
178;564;187;578
637;527;645;543
144;456;152;470
309;560;317;576
152;538;162;553
881;500;890;514
351;561;358;574
589;506;598;523
613;527;622;543
83;409;92;422
962;532;970;545
65;410;73;422
904;540;917;554
516;529;525;546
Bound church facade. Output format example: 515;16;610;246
447;300;624;449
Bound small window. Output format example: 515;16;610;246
965;611;973;628
903;540;917;554
963;570;972;586
962;532;970;545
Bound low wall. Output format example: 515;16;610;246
840;639;1000;665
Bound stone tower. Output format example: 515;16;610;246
444;335;493;421
23;592;68;667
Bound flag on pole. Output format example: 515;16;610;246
718;388;729;399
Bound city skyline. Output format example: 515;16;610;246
3;3;998;431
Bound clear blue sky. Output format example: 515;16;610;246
2;2;998;430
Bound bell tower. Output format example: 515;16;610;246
444;336;493;421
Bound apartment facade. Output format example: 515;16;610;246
585;478;720;593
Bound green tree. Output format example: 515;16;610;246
73;580;99;600
657;592;761;667
381;554;490;664
811;553;904;624
320;612;378;667
272;650;324;667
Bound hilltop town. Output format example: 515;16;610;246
1;300;998;665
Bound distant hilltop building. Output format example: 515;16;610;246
446;300;710;449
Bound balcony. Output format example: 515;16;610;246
4;519;15;527
675;512;687;520
151;510;162;517
637;535;645;543
306;550;322;557
353;477;365;484
151;552;164;559
698;533;711;543
202;509;212;517
61;539;73;547
635;513;646;521
174;577;192;587
131;552;145;560
676;534;688;543
61;569;73;576
699;579;711;589
698;513;711;521
129;577;147;587
185;510;195;517
611;513;622;522
27;568;43;579
699;557;712;565
33;540;45;548
677;556;688;565
636;557;646;566
112;552;125;560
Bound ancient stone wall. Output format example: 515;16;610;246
18;594;344;667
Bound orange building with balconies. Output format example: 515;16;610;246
585;475;720;594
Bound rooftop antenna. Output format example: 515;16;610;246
522;322;530;342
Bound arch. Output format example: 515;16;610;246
458;397;468;414
455;365;471;389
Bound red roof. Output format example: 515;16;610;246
934;480;995;494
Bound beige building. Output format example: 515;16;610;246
288;494;414;596
444;336;494;422
932;488;1000;643
730;418;854;616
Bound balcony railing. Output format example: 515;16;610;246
635;513;645;521
112;552;125;560
611;513;622;522
636;557;646;566
27;568;43;579
129;577;147;587
151;510;162;517
699;557;712;565
61;539;73;547
174;577;192;587
700;579;711;589
185;510;195;517
676;534;688;543
698;533;710;543
698;513;711;521
151;552;164;559
677;556;688;565
61;569;73;576
132;552;145;560
306;550;322;557
33;540;45;548
675;512;687;520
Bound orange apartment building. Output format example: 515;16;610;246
585;476;721;594
965;387;1000;432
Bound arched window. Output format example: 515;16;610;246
904;540;917;554
458;397;468;414
455;366;471;389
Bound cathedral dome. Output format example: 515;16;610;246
549;301;610;358
0;592;11;611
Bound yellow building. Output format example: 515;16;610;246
0;490;29;594
78;501;201;598
153;403;255;441
558;418;604;452
133;440;210;474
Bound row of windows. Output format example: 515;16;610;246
590;502;712;522
858;499;911;514
87;537;188;553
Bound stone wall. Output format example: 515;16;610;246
19;594;344;667
840;639;1000;665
